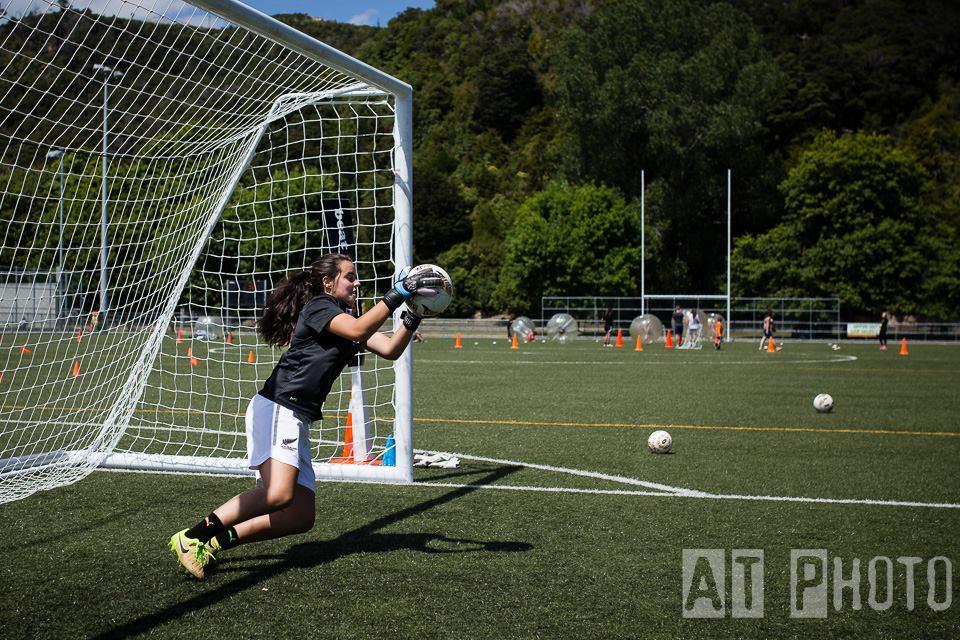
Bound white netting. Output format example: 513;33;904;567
0;0;411;503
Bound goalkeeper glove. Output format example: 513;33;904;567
382;267;444;312
400;310;422;331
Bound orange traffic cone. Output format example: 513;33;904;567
615;328;624;348
176;328;183;344
767;337;776;353
330;418;355;463
665;329;674;349
247;350;256;363
635;336;643;352
188;347;198;367
226;331;234;345
455;333;462;350
72;360;80;377
899;338;909;356
511;333;519;350
19;346;30;354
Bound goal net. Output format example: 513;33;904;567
0;0;414;504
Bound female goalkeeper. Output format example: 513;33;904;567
169;253;441;579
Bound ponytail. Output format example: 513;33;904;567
257;253;352;347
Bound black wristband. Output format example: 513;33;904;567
401;311;421;331
382;289;406;312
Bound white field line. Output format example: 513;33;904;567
418;482;687;498
412;481;960;509
92;458;960;509
692;492;960;509
413;450;960;509
415;450;706;496
416;355;858;366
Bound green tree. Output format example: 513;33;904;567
733;131;938;316
900;88;960;318
493;182;640;314
471;27;541;142
548;0;782;294
412;161;471;264
901;87;960;221
735;0;960;134
436;194;517;316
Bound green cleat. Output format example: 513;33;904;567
168;529;214;580
203;537;221;565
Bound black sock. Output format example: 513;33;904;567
186;513;225;544
214;527;241;551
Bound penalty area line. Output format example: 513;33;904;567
416;450;704;496
417;482;682;498
412;449;959;509
411;481;960;509
416;354;858;366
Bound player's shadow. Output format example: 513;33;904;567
412;461;506;484
94;464;529;640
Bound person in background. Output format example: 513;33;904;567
687;308;701;347
672;305;684;347
603;307;615;347
879;311;889;351
759;309;775;351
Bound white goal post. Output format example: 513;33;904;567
0;0;414;504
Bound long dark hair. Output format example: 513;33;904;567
257;253;352;347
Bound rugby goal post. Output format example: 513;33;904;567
0;0;414;504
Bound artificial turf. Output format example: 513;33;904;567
1;338;957;638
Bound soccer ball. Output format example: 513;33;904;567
813;393;834;413
404;264;454;317
648;430;673;454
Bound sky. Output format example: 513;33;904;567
2;0;438;26
242;1;436;26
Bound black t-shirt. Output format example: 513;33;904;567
260;294;360;421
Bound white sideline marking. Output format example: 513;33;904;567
417;355;858;366
413;481;960;509
414;450;960;509
415;450;707;497
420;482;682;498
695;492;960;509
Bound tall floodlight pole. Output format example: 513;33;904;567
640;169;645;316
46;148;66;323
727;169;732;342
94;63;123;324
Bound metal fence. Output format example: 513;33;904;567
0;269;80;331
542;295;842;340
418;317;960;343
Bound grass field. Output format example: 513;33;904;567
1;338;958;639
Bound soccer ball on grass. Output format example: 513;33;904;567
813;393;834;413
647;430;673;454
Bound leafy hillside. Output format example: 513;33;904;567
2;0;958;319
351;0;960;319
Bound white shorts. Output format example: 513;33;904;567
246;394;316;492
